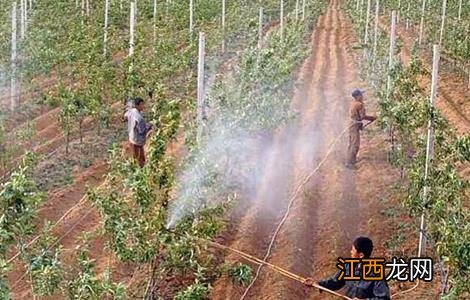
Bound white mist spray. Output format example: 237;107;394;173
165;48;284;227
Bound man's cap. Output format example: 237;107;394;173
351;89;365;98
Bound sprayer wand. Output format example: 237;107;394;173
162;227;352;299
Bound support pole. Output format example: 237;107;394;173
397;0;401;24
458;0;462;21
364;0;371;44
189;0;194;37
280;0;284;42
103;0;109;56
405;2;410;31
222;0;225;53
359;0;364;24
439;0;447;47
197;32;206;144
153;0;157;44
386;11;397;160
82;0;85;17
418;0;426;46
418;44;440;258
11;2;18;111
302;0;305;20
166;0;170;19
20;0;25;39
295;0;299;21
387;11;397;95
372;0;379;62
129;1;136;56
467;69;470;91
467;70;469;91
258;7;263;49
86;0;90;16
24;0;28;34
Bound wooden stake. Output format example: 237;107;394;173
419;44;440;258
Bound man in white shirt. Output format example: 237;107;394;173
124;98;153;167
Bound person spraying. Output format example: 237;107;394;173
305;236;390;299
347;90;376;168
124;97;153;167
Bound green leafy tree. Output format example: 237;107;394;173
0;259;10;300
0;153;43;255
66;236;126;299
24;224;63;297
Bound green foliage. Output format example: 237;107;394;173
174;280;211;300
66;236;126;299
0;259;10;300
344;0;470;295
0;153;43;255
228;263;253;286
0;122;14;182
376;0;469;68
0;0;328;298
24;224;63;297
16;121;37;150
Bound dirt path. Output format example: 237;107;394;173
211;1;399;299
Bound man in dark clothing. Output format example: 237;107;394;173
306;236;390;300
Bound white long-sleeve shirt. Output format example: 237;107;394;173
125;108;150;146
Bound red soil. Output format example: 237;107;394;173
211;1;442;299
